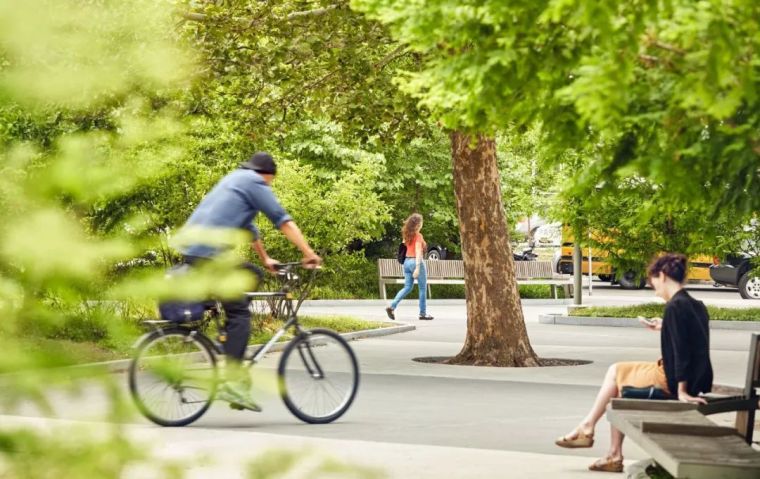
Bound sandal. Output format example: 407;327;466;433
554;430;594;448
588;456;624;473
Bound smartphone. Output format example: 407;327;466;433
637;316;655;326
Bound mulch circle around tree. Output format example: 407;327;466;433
412;357;592;367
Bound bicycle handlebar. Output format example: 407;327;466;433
261;261;319;312
272;261;322;273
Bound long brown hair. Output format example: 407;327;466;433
402;213;423;243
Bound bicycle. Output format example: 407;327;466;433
128;262;359;427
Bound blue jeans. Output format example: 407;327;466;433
390;258;427;315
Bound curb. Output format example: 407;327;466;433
339;323;415;341
538;314;760;331
68;322;416;374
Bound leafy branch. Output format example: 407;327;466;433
179;4;345;25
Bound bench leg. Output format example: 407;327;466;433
736;407;756;444
428;284;432;299
551;285;557;299
379;281;387;301
562;284;573;298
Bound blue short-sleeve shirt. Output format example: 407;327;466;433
179;169;291;258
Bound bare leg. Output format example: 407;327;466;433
608;426;625;461
565;364;619;438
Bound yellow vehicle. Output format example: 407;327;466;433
556;227;714;289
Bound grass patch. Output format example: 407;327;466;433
16;337;128;365
519;284;567;299
250;315;388;344
570;304;760;321
19;315;389;366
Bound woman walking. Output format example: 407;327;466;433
554;253;713;473
385;213;434;321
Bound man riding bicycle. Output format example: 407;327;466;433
177;152;322;411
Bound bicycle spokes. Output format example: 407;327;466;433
278;329;359;424
129;331;217;427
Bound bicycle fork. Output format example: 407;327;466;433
297;338;325;380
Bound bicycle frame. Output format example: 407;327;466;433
244;291;303;364
244;262;317;364
138;262;316;362
129;261;358;426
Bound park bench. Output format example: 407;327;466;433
698;332;760;444
377;259;571;300
607;333;760;478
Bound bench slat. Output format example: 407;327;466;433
377;258;571;300
514;261;554;279
608;405;760;479
611;399;697;412
378;258;403;277
640;422;738;437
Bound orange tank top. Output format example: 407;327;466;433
405;233;425;258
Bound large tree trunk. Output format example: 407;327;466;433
447;131;540;367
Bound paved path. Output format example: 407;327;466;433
2;287;756;478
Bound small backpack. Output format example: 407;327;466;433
396;242;407;264
158;300;207;323
157;264;208;322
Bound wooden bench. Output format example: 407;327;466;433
608;333;760;478
377;259;572;300
698;333;760;444
608;400;760;478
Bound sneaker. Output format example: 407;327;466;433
419;314;434;320
217;382;262;412
385;307;395;320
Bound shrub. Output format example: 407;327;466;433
311;252;379;299
571;304;760;321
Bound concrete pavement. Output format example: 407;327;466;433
2;286;756;478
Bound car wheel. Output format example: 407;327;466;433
618;270;645;290
738;272;760;300
427;249;442;261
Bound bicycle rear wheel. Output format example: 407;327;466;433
128;328;218;427
278;328;359;424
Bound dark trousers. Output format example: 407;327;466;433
182;256;264;362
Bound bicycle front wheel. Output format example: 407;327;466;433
128;328;218;427
278;328;359;424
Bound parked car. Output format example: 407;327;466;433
426;244;448;260
710;254;759;300
533;222;562;247
513;245;538;261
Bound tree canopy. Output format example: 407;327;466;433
352;0;760;219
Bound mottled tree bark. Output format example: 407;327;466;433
446;131;540;367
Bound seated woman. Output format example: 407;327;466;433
554;253;713;473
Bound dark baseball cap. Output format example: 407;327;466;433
240;152;277;175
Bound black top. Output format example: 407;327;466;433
661;289;713;396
